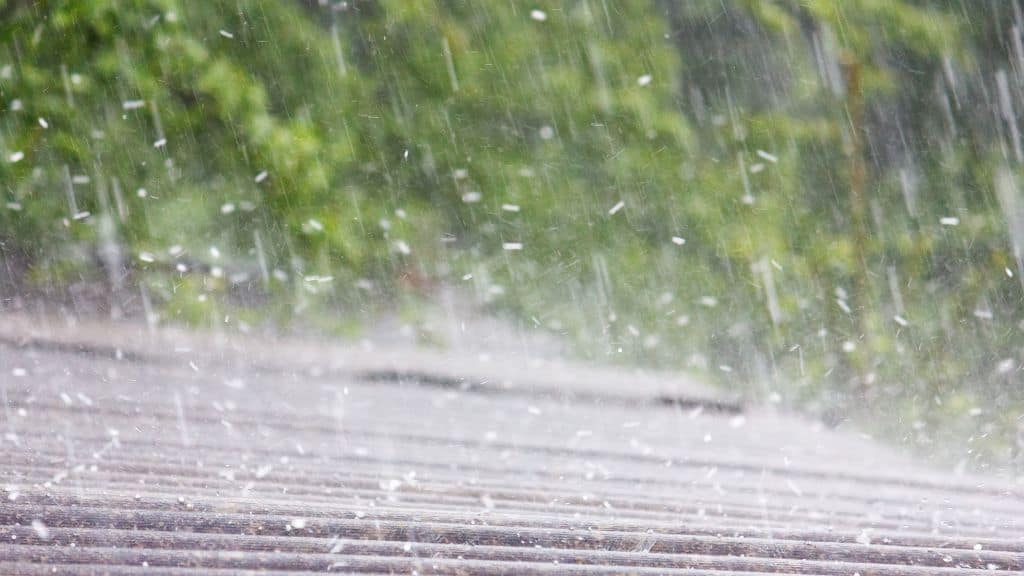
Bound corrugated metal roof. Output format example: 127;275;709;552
1;316;1022;574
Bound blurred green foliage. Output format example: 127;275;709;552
3;0;1024;468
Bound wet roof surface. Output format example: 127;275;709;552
1;316;1022;574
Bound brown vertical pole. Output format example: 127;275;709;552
841;52;872;398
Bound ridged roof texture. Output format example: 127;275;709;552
1;315;1022;574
